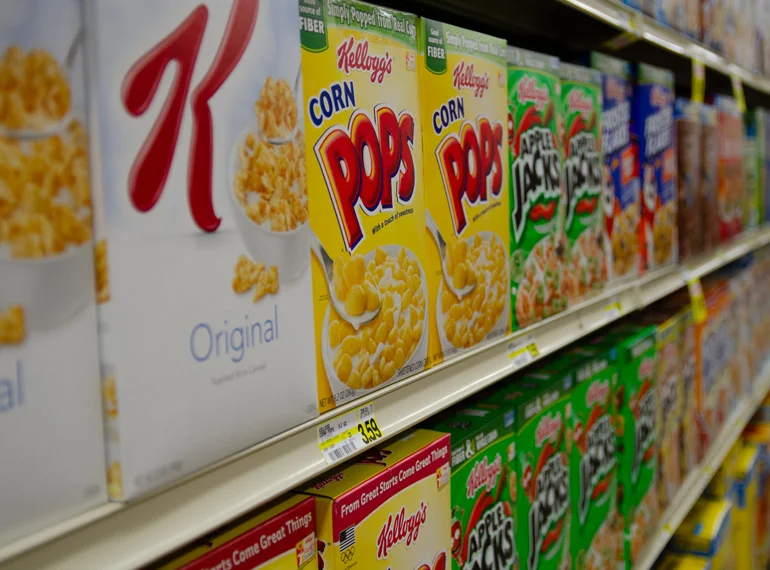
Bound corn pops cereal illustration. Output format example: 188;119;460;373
417;19;509;365
301;0;428;412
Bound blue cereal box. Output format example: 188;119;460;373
633;63;677;271
591;52;640;282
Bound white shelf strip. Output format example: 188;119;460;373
3;227;770;570
634;362;770;570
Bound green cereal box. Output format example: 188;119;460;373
559;63;607;304
431;405;516;570
507;47;568;331
565;346;621;570
596;324;659;568
487;369;573;570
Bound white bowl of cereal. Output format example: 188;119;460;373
435;231;510;357
228;125;309;282
0;121;95;330
321;245;429;403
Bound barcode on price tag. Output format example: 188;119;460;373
508;334;540;370
317;402;383;465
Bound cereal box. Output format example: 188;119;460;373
656;0;685;28
656;554;713;570
633;63;677;271
493;375;572;570
300;0;428;412
744;120;761;231
591;52;640;282
702;0;728;55
755;108;770;225
742;423;770;569
678;305;701;473
507;47;567;330
701;104;720;252
675;99;703;261
714;96;744;242
0;0;108;543
682;0;702;38
559;63;606;302
303;429;451;570
431;404;516;570
418;20;509;365
567;347;621;570
599;325;658;568
158;495;317;570
672;499;734;570
86;0;317;499
731;445;760;570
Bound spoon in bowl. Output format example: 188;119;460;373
426;211;476;299
261;64;302;146
310;232;381;330
0;29;83;141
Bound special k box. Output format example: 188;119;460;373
417;20;509;365
0;0;108;545
85;0;317;499
159;495;317;570
303;429;451;570
633;63;677;271
300;0;428;414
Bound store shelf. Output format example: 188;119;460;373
3;227;770;570
634;361;770;570
557;0;770;95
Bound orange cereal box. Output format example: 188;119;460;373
303;429;451;570
417;20;509;365
300;0;428;413
159;495;317;570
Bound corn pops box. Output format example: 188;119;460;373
714;96;745;242
507;47;567;330
303;429;451;570
431;404;516;570
672;499;734;570
0;0;108;544
633;63;677;271
159;495;317;570
300;0;428;412
567;348;621;570
732;445;761;570
591;52;640;282
417;20;509;365
559;63;606;302
86;0;317;499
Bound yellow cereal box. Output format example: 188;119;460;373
159;495;317;570
672;499;733;570
417;20;509;365
656;554;713;570
300;0;428;413
731;445;760;570
303;429;451;570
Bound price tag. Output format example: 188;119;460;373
662;522;674;537
602;11;644;50
692;59;705;103
684;274;708;324
604;300;623;321
731;73;747;113
317;402;382;465
508;334;540;370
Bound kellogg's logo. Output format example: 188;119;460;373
606;76;626;103
452;61;490;98
650;85;670;108
567;89;594;119
316;106;416;252
586;380;609;407
376;503;428;560
516;76;549;111
535;412;561;447
465;454;502;499
336;36;393;84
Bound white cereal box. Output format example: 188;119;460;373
86;0;317;499
0;0;108;544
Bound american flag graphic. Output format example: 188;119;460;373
340;524;356;551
